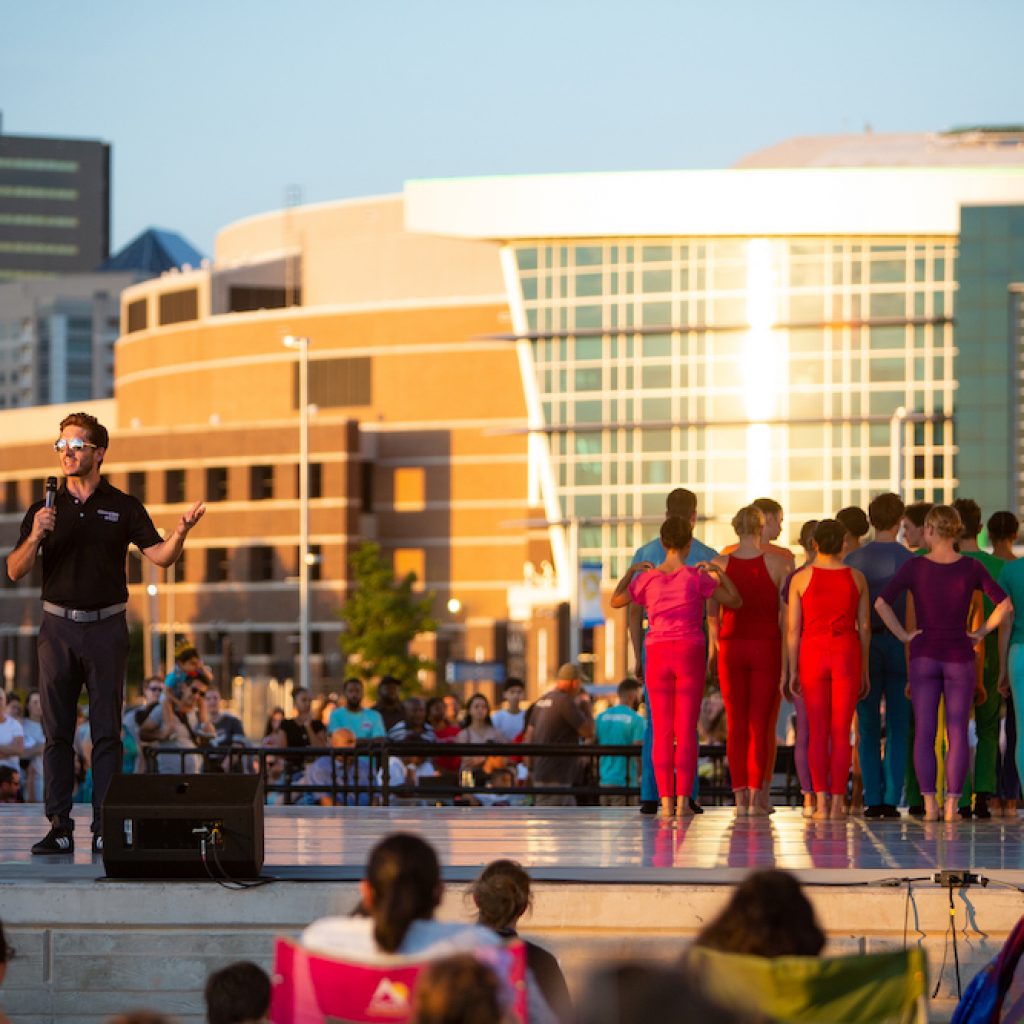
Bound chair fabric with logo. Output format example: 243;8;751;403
269;936;528;1024
686;945;929;1024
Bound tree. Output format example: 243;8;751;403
337;541;437;685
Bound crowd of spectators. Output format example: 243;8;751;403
0;840;915;1023
0;653;718;806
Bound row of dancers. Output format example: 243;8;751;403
612;489;1021;822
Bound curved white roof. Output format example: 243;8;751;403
405;167;1024;239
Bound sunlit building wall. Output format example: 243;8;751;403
407;165;1024;577
4;138;1024;689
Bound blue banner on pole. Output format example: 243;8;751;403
579;559;604;628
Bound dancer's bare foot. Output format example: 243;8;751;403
829;795;848;820
659;798;674;819
734;789;750;816
944;794;960;823
677;796;693;817
802;793;814;818
923;794;941;822
812;793;829;820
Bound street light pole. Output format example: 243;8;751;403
283;335;310;694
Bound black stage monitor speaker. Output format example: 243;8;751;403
102;774;265;879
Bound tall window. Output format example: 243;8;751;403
249;546;276;581
250;465;274;500
128;471;146;502
206;467;228;502
165;469;185;504
206;547;229;583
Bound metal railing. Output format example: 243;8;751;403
142;739;801;806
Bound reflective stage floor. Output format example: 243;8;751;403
2;804;1024;885
3;805;1024;1022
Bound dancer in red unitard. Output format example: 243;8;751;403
612;516;742;818
711;505;788;816
787;519;871;820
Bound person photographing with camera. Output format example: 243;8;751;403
5;411;205;855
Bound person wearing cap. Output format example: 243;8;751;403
523;664;595;806
5;411;205;856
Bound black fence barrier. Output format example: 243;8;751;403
142;739;801;807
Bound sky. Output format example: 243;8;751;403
2;0;1022;254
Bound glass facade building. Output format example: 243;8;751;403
406;163;1024;591
506;235;958;570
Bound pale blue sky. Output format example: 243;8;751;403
2;0;1020;253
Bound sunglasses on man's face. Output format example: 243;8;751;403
53;438;98;454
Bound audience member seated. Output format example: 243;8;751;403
428;697;461;779
264;706;286;739
205;960;271;1024
19;690;44;800
297;728;376;805
457;767;524;808
122;677;164;775
139;673;215;774
300;832;556;1023
691;869;825;957
412;953;503;1024
165;642;214;695
0;766;22;803
327;678;386;740
456;694;504;784
576;962;754;1024
375;676;409;736
492;679;528;742
204;687;248;773
0;691;24;788
471;860;573;1024
261;732;289;805
278;686;326;777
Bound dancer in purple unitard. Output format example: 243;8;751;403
875;505;1012;822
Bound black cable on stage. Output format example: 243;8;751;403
193;825;276;890
932;880;963;1001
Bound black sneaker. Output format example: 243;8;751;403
689;798;705;815
31;826;74;855
974;794;992;820
92;833;104;854
908;804;925;818
881;804;901;818
640;801;658;815
864;805;885;818
958;805;973;820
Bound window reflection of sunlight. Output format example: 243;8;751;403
743;239;784;498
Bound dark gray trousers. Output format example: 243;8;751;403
38;612;127;831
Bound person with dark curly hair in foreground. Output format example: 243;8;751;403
692;869;825;958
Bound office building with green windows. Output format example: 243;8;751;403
407;131;1024;578
0;129;111;280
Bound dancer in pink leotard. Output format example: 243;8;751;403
612;516;742;818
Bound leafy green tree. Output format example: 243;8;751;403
337;541;437;685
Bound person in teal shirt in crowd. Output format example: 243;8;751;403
595;678;646;805
327;678;386;739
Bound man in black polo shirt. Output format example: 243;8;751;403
6;411;205;854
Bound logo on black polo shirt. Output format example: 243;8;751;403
97;509;120;523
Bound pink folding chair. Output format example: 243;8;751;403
269;935;528;1024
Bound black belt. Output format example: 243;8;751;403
43;601;126;623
